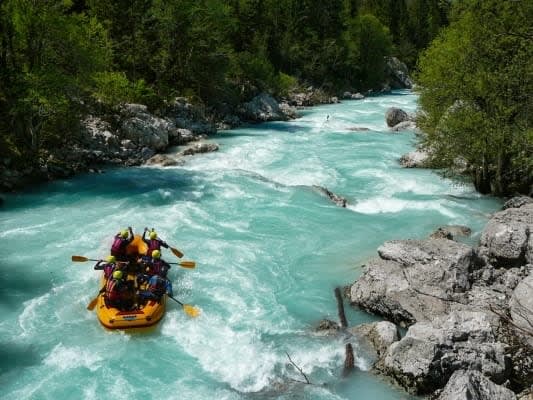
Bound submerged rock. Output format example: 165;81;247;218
315;319;340;335
313;185;347;208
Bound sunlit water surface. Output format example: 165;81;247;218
0;91;501;399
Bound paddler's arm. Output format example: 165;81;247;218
94;260;105;270
165;280;173;297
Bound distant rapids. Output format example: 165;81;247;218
0;91;500;399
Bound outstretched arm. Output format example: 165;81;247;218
94;260;105;270
165;280;173;297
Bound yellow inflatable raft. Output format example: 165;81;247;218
95;235;167;330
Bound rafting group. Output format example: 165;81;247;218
72;227;199;330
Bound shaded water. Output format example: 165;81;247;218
0;91;501;399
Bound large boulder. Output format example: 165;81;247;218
239;93;289;122
436;370;516;400
385;107;409;127
164;97;217;135
380;311;508;394
348;321;399;357
350;239;474;325
478;204;533;268
119;104;175;151
384;57;413;89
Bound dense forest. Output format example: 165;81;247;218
0;0;448;165
0;0;530;195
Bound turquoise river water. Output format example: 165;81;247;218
0;91;501;400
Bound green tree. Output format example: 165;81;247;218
344;14;392;89
0;0;111;161
416;0;532;195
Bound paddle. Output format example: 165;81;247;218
87;285;107;311
71;256;128;265
167;295;200;318
87;296;99;311
72;255;100;262
170;247;184;258
168;261;196;269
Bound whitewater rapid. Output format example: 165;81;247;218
0;91;501;399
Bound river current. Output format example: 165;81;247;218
0;91;501;399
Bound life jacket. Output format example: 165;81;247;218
103;263;115;279
111;236;126;256
146;239;161;257
147;259;169;277
148;276;166;296
106;279;127;303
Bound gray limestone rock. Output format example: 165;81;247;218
350;239;474;326
399;150;429;168
478;204;533;268
181;142;219;156
385;107;409;127
430;225;472;241
510;275;533;347
380;311;508;394
348;321;399;357
503;197;533;210
239;93;289;122
436;370;516;400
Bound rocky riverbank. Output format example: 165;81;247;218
346;196;533;399
0;58;413;192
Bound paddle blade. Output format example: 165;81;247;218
72;255;90;262
87;296;98;311
179;261;196;269
183;304;200;318
171;247;184;258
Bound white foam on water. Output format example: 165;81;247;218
162;310;278;392
349;197;458;218
44;343;103;372
18;293;52;339
0;221;54;238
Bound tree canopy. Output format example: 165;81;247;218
416;0;532;195
1;0;449;173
